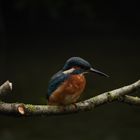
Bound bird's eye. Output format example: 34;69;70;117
80;65;90;70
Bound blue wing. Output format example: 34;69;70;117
47;70;69;99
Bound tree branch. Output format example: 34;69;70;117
0;80;140;116
118;95;140;105
0;81;12;97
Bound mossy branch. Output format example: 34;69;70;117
0;80;140;116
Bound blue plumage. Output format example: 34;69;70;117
47;71;69;99
63;57;91;70
47;57;109;104
47;69;86;99
47;57;92;99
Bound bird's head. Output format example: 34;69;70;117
62;57;109;77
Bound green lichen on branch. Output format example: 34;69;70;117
26;104;36;112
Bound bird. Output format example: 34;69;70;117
47;57;109;106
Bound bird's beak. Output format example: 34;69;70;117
90;68;109;77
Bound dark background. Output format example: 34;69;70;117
0;0;140;140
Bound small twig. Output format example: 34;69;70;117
118;95;140;105
0;81;12;97
0;80;140;116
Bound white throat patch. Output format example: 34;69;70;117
63;68;75;74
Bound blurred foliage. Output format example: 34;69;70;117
3;0;96;20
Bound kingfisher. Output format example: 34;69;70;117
47;57;109;106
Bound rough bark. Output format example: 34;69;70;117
0;80;140;117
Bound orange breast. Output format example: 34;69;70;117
48;74;86;105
